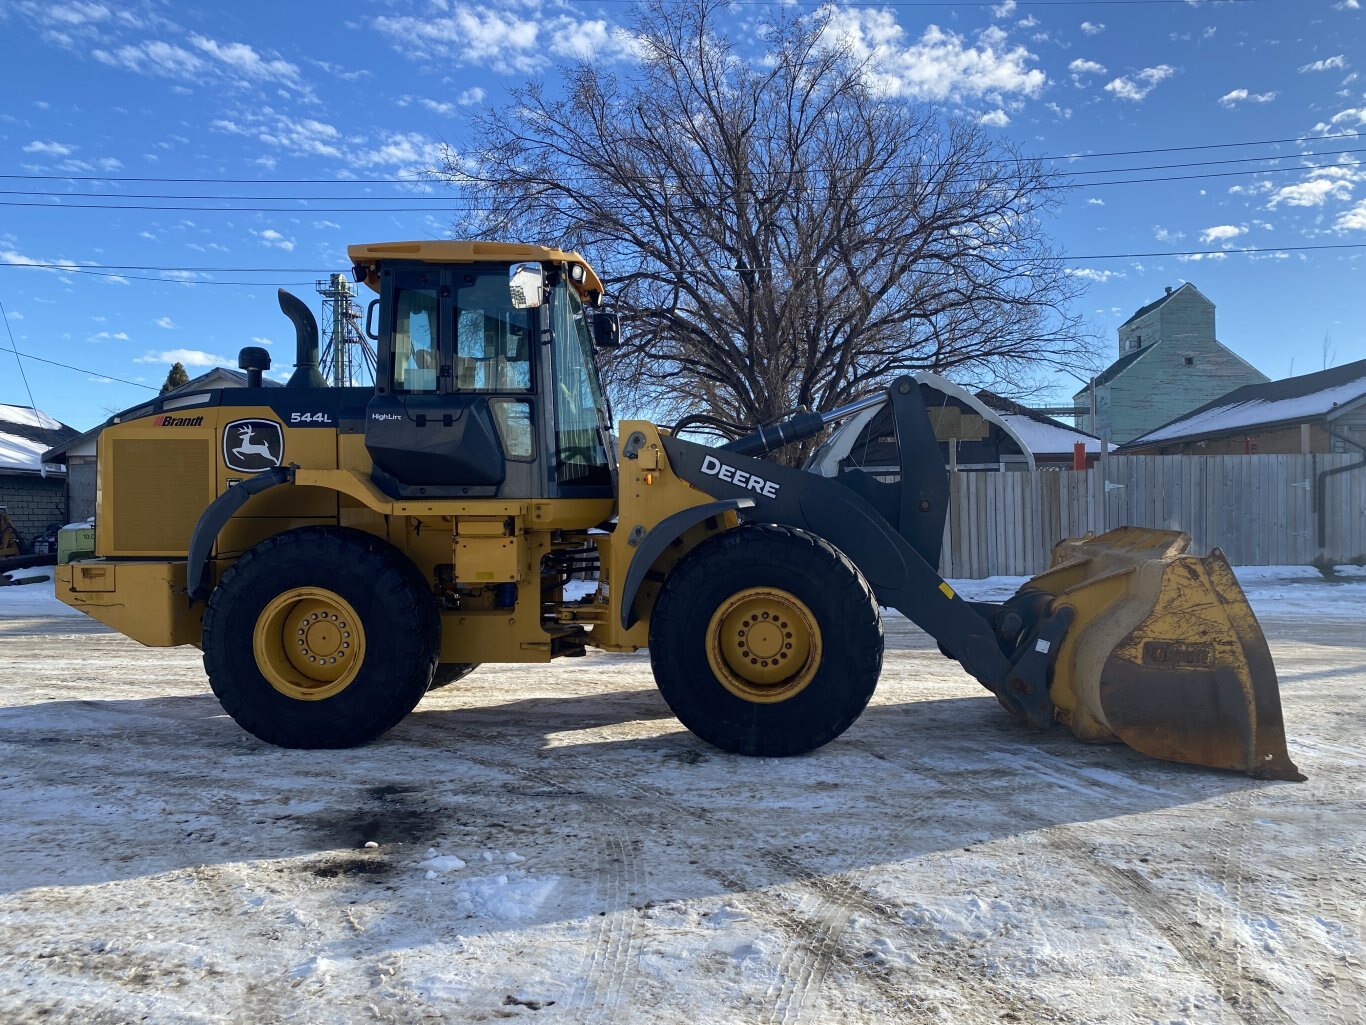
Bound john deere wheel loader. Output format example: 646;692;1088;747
56;241;1303;780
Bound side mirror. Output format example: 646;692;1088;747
592;310;621;349
508;263;545;310
365;298;380;340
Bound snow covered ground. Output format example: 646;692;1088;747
1;572;1363;1025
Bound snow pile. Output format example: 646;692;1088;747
998;414;1105;455
417;848;553;922
0;404;62;430
1136;371;1366;444
0;431;52;473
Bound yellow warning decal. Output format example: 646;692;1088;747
939;582;956;599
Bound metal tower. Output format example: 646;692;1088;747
315;274;376;387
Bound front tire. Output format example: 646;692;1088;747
428;662;479;690
202;527;439;748
648;525;883;756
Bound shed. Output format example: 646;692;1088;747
0;404;78;551
1121;357;1366;455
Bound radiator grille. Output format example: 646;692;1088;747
110;438;213;554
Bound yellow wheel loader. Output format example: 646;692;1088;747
56;241;1303;779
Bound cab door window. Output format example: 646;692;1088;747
391;287;439;393
454;273;532;391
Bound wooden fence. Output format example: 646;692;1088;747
937;454;1366;578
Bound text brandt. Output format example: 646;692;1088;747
700;454;780;498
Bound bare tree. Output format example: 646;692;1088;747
441;0;1087;451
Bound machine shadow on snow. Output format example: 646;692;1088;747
3;687;1275;912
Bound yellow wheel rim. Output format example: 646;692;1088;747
253;587;366;701
705;587;821;704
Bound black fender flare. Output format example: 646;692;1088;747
186;465;295;602
619;498;754;629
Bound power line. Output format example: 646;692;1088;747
577;0;1266;6
1062;242;1366;260
1;299;39;410
4;242;1364;282
0;155;1359;214
2;132;1359;188
7;146;1363;203
9;348;157;391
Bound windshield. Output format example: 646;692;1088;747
550;281;612;486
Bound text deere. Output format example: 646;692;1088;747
699;454;781;498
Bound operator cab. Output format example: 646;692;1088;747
349;241;619;501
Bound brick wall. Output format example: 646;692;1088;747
0;475;68;551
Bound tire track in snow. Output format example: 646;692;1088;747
873;735;1300;1025
402;734;648;1022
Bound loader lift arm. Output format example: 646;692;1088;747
658;375;1302;781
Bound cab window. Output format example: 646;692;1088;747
391;287;439;393
454;273;532;391
550;282;611;485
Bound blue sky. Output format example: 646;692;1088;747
1;0;1363;431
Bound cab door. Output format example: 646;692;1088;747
366;264;535;496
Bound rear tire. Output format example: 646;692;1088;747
648;525;883;756
202;526;439;748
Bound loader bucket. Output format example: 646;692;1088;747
1017;527;1304;780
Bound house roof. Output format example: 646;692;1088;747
975;391;1110;455
1123;356;1366;448
1119;281;1203;328
0;404;78;474
1070;345;1154;399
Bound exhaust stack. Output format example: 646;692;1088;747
278;288;327;389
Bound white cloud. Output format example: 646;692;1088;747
1312;106;1366;133
351;131;446;171
991;1;1017;17
1087;198;1105;206
458;87;486;106
1068;59;1106;75
1299;55;1348;73
92;39;207;79
22;140;78;156
256;228;296;251
188;34;303;91
1176;252;1228;263
1105;65;1176;102
549;19;640;62
154;316;176;329
1199;224;1245;243
90;331;131;342
1336;200;1366;230
251;336;274;347
980;109;1010;127
420;98;457;117
1335;1;1361;10
1267;177;1355;208
372;8;635;75
1218;88;1276;107
824;13;1045;101
1153;226;1185;243
134;349;230;367
211;111;342;158
1080;22;1105;36
1068;268;1122;283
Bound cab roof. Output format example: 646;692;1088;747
347;240;604;297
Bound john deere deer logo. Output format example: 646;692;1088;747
223;419;284;473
